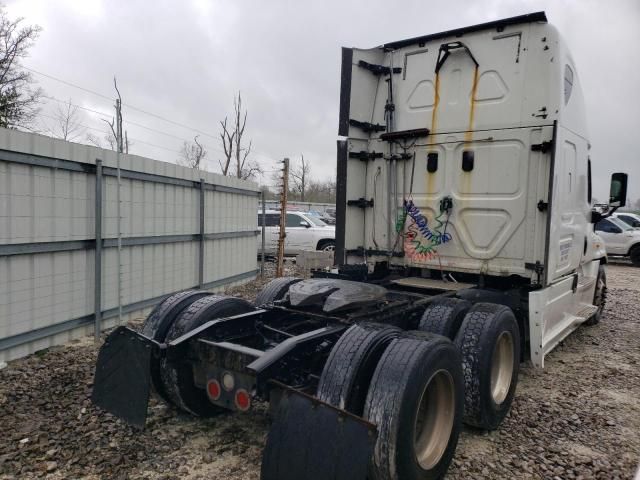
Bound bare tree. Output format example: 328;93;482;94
291;154;311;202
48;98;84;141
218;92;261;180
219;116;234;175
88;77;127;153
0;7;43;129
86;131;117;150
101;116;119;148
179;135;207;170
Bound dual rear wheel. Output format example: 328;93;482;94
317;324;464;480
420;298;520;430
316;299;521;479
142;290;254;416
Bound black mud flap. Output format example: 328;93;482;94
91;326;159;429
261;383;377;480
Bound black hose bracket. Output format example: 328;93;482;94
435;41;479;73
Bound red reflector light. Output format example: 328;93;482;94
207;379;221;401
235;389;251;411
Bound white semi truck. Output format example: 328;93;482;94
93;12;627;480
335;10;625;369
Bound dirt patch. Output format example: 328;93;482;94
1;263;639;479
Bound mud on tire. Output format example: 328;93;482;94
142;290;211;341
141;290;212;401
418;298;471;340
317;323;400;415
364;332;463;480
255;277;302;307
160;295;255;416
454;303;520;430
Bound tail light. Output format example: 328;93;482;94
235;389;251;411
207;379;221;401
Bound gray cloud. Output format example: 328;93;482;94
6;0;640;200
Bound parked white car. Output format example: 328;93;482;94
258;210;335;255
595;216;640;266
613;212;640;229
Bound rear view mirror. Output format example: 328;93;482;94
609;173;628;207
299;221;311;228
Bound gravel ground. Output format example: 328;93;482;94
1;262;639;479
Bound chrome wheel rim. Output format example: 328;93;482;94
414;370;455;470
490;332;514;404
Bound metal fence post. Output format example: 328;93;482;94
199;178;205;289
94;159;103;341
261;190;266;279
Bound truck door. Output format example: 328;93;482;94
546;128;590;283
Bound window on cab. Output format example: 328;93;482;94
564;65;574;105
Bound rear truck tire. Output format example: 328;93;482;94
254;277;302;307
317;239;336;252
317;323;401;415
141;290;211;341
418;298;472;340
585;264;607;326
160;295;255;416
141;290;212;402
454;303;520;430
364;332;464;480
630;245;640;267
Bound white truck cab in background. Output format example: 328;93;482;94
335;11;628;368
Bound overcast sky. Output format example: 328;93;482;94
5;0;640;200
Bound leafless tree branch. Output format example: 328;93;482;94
218;91;261;180
178;135;207;170
290;154;310;202
47;98;85;141
0;7;42;128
